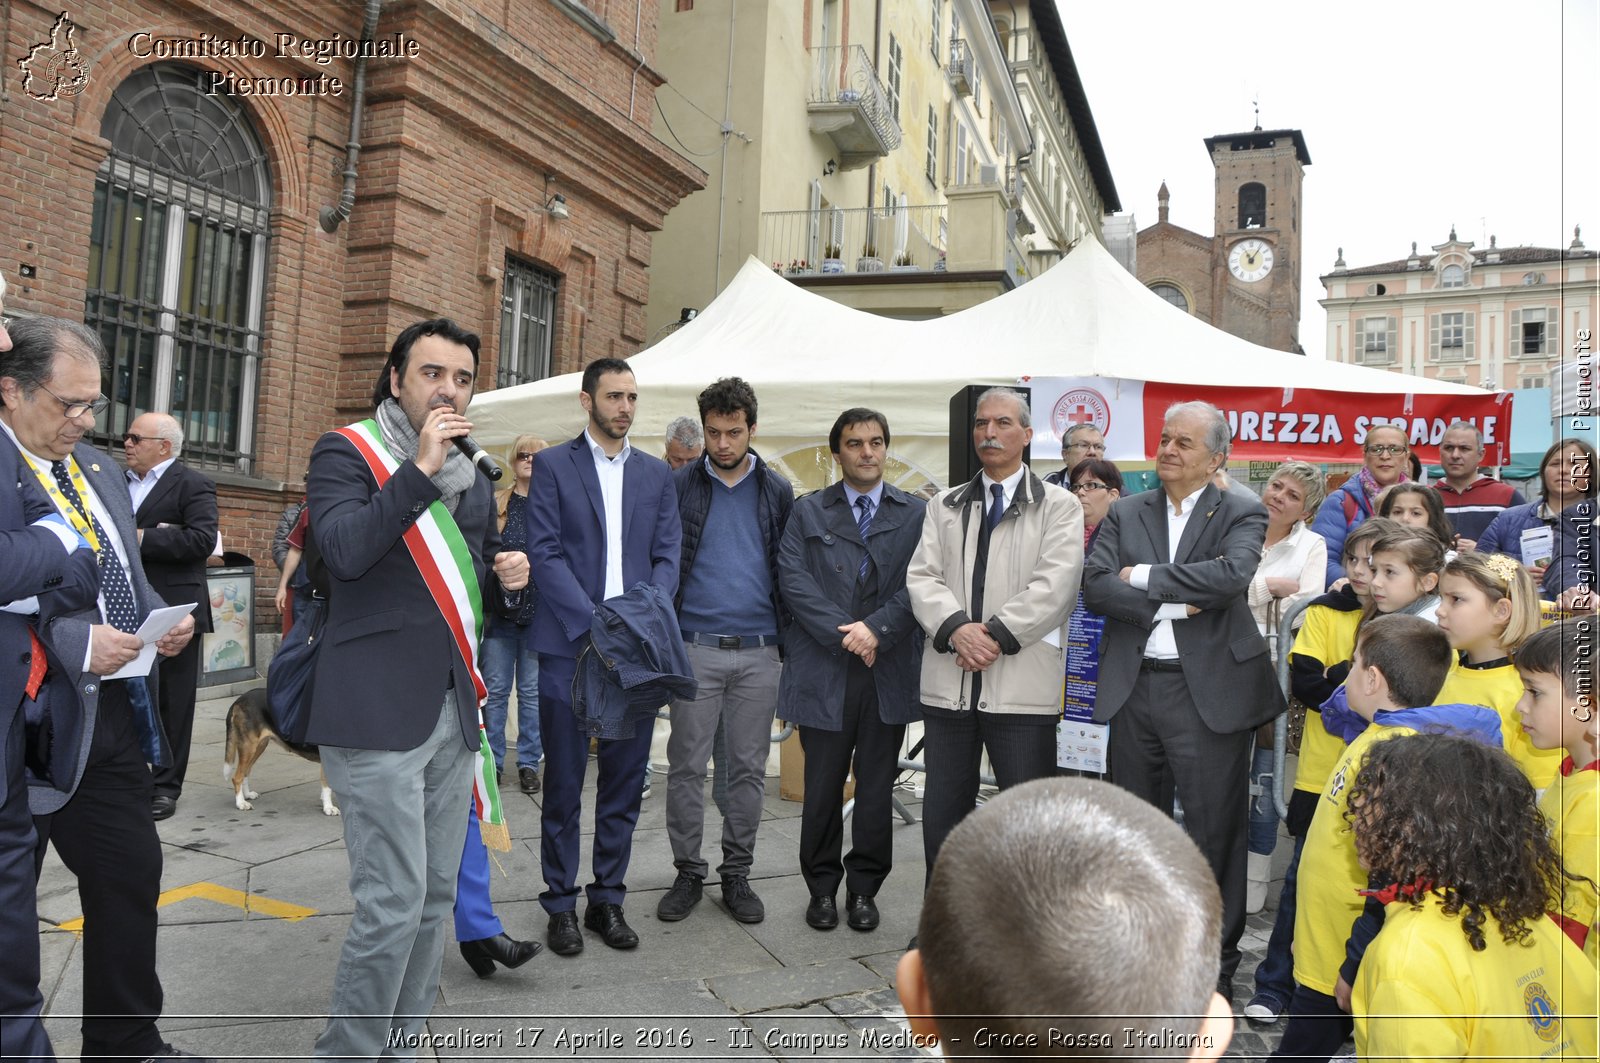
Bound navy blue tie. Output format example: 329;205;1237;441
988;483;1005;529
855;495;874;581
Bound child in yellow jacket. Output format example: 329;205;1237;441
1348;732;1597;1060
1515;617;1600;966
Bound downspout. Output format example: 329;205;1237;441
712;1;735;290
319;0;383;233
864;0;883;246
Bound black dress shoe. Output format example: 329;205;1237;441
547;911;584;956
583;902;640;949
805;894;839;930
459;932;542;977
1216;974;1235;1005
846;892;879;931
519;766;541;794
137;1046;217;1062
151;795;177;820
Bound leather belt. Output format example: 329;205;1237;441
682;631;779;650
1139;657;1184;673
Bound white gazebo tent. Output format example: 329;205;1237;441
469;239;1485;489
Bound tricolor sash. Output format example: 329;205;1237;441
334;419;509;849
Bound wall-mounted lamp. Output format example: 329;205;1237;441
823;158;837;177
541;173;569;221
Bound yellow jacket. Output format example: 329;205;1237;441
1542;758;1600;968
1287;603;1360;795
1354;896;1598;1061
1436;659;1564;788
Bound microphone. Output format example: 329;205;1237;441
453;435;503;481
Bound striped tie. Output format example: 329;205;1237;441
855;495;874;581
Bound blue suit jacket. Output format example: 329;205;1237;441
524;434;681;659
305;429;501;751
2;433;100;800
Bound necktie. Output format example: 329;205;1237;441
25;628;47;700
51;460;139;631
855;495;874;581
988;483;1006;529
48;460;168;765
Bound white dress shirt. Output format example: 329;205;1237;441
586;428;632;602
1130;483;1207;659
126;455;175;513
979;465;1026;515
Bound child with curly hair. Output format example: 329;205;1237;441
1516;618;1600;966
1348;732;1597;1059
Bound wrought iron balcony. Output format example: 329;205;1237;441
948;39;972;96
807;44;902;169
760;204;946;274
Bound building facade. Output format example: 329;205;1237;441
987;1;1119;279
1320;228;1597;391
3;0;703;630
1135;127;1311;354
647;0;1113;329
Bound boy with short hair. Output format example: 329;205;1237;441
1515;617;1599;965
1271;614;1503;1059
897;778;1233;1060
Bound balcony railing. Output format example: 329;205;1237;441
761;205;946;274
807;44;901;169
948;39;972;95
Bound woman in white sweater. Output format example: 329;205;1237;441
1245;461;1328;912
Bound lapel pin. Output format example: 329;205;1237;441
91;463;101;473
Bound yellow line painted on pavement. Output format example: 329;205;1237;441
56;882;318;934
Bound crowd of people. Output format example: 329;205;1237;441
2;304;1596;1061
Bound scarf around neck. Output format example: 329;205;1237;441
375;397;477;513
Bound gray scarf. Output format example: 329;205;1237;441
376;398;477;513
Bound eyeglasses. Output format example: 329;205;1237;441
122;432;151;445
1072;481;1110;494
1066;441;1107;453
515;452;537;461
37;383;109;420
1364;443;1407;457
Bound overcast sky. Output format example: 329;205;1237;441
1059;0;1598;361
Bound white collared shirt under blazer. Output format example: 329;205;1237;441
906;466;1083;715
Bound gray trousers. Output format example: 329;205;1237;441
314;699;473;1061
667;642;780;880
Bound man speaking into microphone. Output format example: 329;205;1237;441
303;318;528;1059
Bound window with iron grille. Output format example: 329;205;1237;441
499;256;558;387
85;63;270;474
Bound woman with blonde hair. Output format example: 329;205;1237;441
487;434;547;790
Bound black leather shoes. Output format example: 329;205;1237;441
584;902;640;949
137;1046;216;1062
151;795;177;821
805;894;839;930
459;932;541;977
547;911;584;956
846;892;879;931
519;766;541;794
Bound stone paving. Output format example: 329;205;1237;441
36;686;1317;1061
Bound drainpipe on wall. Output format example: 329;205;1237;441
319;0;383;233
864;0;883;246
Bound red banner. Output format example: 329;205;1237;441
1140;384;1514;465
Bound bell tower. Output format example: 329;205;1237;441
1203;126;1311;354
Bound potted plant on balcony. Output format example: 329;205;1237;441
821;244;845;274
856;243;883;273
933;250;947;273
785;258;814;275
890;251;916;272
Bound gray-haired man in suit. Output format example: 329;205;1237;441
1083;400;1281;1002
0;315;206;1063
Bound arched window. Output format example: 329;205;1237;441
1150;283;1189;313
1440;264;1466;288
85;62;271;472
1238;182;1266;228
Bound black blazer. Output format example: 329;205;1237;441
132;460;218;633
305;430;501;751
1082;483;1283;734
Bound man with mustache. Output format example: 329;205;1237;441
906;387;1083;888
